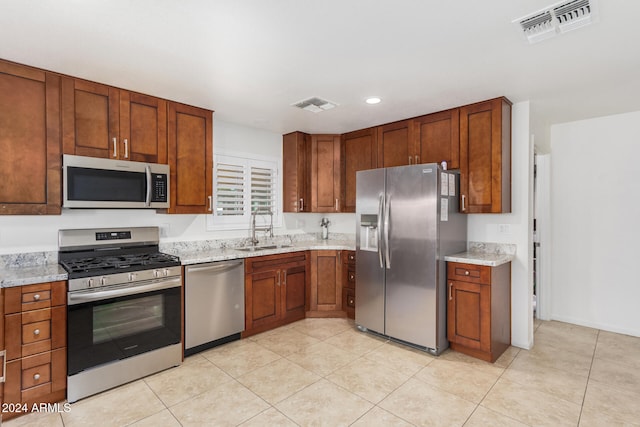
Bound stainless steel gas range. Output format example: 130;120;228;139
58;227;182;402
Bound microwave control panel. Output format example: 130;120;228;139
151;174;168;202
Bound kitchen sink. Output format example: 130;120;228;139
235;245;291;252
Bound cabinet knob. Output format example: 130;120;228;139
33;294;40;301
34;329;40;336
33;373;41;381
465;271;470;276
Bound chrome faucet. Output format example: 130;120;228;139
250;208;273;246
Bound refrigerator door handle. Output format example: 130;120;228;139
377;194;384;268
384;195;391;269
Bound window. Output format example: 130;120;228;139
208;153;281;230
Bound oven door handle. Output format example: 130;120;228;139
68;277;181;305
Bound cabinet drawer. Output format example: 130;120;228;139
5;306;66;360
4;281;66;314
245;251;307;274
343;251;356;266
447;262;490;284
344;288;355;309
22;359;52;389
4;348;66;407
346;269;356;288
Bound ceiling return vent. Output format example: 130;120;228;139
292;97;337;113
514;0;598;44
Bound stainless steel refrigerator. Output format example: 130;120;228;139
355;163;467;355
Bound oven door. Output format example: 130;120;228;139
67;277;181;376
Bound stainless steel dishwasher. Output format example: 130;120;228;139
184;260;245;356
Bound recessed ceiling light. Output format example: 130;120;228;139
365;97;381;105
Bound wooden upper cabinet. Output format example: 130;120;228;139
62;78;117;159
310;134;342;213
377;120;413;168
459;97;511;213
282;132;310;212
0;60;61;215
119;91;167;163
342;127;377;213
412;108;460;169
62;78;167;163
167;102;213;214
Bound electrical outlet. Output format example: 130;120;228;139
498;224;511;234
160;223;170;237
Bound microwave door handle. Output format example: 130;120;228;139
145;165;152;206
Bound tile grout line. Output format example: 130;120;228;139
576;328;600;427
460;353;515;427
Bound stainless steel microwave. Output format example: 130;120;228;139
62;155;170;209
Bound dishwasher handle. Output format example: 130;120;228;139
186;261;244;275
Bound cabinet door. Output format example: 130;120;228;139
62;78;119;159
377;120;413;168
281;264;306;322
447;280;490;352
282;132;310;212
245;270;281;331
342;128;377;213
413;109;459;168
0;61;61;215
119;91;167;163
310;135;341;212
309;251;342;312
459;97;511;213
167;102;213;214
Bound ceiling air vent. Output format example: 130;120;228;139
292;97;337;113
513;0;598;44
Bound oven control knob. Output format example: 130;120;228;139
100;277;107;286
128;272;137;282
163;269;170;277
153;270;161;278
87;278;94;288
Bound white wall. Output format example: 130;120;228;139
550;111;640;337
467;101;534;349
0;119;303;254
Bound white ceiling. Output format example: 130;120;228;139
2;0;639;152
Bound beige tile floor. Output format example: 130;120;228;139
5;317;640;426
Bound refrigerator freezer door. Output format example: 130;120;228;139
355;168;386;335
384;164;439;349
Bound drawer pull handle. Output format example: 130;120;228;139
465;271;470;276
33;294;41;301
449;282;453;300
34;329;40;336
33;373;40;381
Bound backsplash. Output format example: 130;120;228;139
468;241;517;255
0;251;58;269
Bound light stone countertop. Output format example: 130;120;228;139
172;239;355;265
0;264;68;288
443;251;515;267
0;238;355;287
444;242;516;267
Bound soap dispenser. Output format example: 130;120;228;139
320;217;330;240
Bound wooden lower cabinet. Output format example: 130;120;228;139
1;281;67;421
243;252;307;337
341;250;356;319
447;262;511;362
308;250;344;317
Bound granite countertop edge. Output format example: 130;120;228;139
0;239;356;287
443;252;515;267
